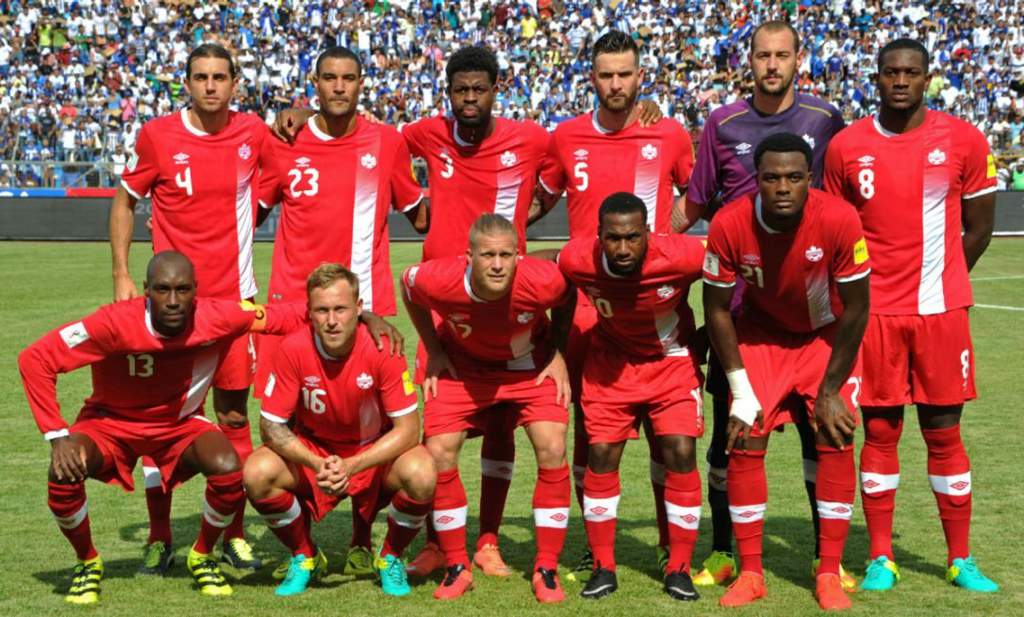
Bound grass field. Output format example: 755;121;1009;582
1;239;1021;616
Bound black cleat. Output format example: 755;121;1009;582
138;542;175;576
580;566;618;600
664;570;700;601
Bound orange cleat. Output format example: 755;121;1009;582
532;568;565;604
472;544;511;577
433;564;473;600
816;573;852;611
719;571;767;608
406;542;445;577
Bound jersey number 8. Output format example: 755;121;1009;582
858;168;875;200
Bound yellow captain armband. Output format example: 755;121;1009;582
402;370;415;396
239;300;268;331
853;238;869;265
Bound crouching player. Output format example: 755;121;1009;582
244;264;435;598
702;133;870;610
18;252;308;604
402;214;573;603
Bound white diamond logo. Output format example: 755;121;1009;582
735;142;752;155
573;148;589;160
857;155;875;167
657;284;676;299
295;156;311;168
173;152;190;164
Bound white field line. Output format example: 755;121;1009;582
975;303;1024;312
971;275;1024;281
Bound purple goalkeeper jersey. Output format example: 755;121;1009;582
688;93;845;217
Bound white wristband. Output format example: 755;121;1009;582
726;368;761;426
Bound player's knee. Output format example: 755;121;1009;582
242;450;278;496
203;448;242;477
532;435;566;468
660;436;697;472
917;405;962;430
587;443;620;473
424;436;460;471
398;447;437;501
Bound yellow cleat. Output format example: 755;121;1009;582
187;546;233;597
692;550;736;586
65;556;103;605
811;558;858;593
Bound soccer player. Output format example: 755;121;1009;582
535;29;695;576
401;214;572;602
255;46;424;576
703;133;870;610
108;43;271;573
245;263;434;598
556;193;706;601
18;252;307;604
824;38;999;593
684;20;848;588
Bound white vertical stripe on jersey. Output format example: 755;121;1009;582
358;396;384;447
506;330;536;370
654;309;688;357
918;163;950;315
351;141;381;312
633;143;661;229
805;267;836;329
235;168;258;300
180;348;220;418
494;169;521;222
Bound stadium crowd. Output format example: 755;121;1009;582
1;0;1024;187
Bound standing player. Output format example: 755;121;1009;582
703;134;870;610
402;215;572;603
556;193;707;601
534;29;695;575
245;264;434;598
18;252;307;604
824;39;999;593
684;20;849;588
108;43;270;573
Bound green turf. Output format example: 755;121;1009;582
1;239;1021;616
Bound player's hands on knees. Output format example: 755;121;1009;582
50;437;88;483
725;410;762;454
423;350;457;402
636;99;664;127
271;108;314;144
537;350;571;407
361;312;404;355
113;272;139;302
814;389;856;449
316;455;350;496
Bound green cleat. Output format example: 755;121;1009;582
692;550;736;586
375;550;411;597
861;556;900;591
343;545;375;576
272;547;328;580
187;547;233;597
66;557;103;605
221;537;262;571
275;551;327;597
138;541;174;576
947;556;999;593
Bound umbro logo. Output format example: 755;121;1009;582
641;143;658;160
356;372;374;389
735;143;752;155
862;479;880;489
738;510;758;519
681;514;698;524
950;480;970;491
657;284;676;299
303;376;321;388
928;148;946;165
173;152;190;165
831;505;851;514
435;515;454;525
549;513;568;522
802;134;816;149
573;148;589;160
857;155;875;167
361;153;377;169
295;157;312;168
589;506;608;515
500;150;518;167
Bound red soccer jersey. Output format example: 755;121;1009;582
259;117;423;315
401;115;552;260
823;111;997;315
259;325;418;456
557;233;705;358
121;109;272;300
540;112;694;239
702;189;871;334
18;298;306;439
402;255;568;373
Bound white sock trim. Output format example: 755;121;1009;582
261;495;301;528
582;494;620;523
729;503;766;523
388;503;427;529
53;500;88;529
929;472;971;496
432;505;468;531
860;471;900;494
534;507;570;529
202;496;235;529
816;500;854;520
665;501;701;530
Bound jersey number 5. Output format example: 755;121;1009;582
573;162;589;191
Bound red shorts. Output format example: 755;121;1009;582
566;295;598;405
214;332;256;391
423;369;568;438
70;410;221;492
582;346;705;443
737;321;861;438
253;332;281;397
860;309;976;407
293;435;394;523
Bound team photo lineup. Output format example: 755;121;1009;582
15;9;1010;613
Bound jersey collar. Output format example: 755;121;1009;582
871;114;899;138
601;251;628;278
754;195;783;234
144;299;171;339
180;108;210;137
463;265;487;302
591;109;614;135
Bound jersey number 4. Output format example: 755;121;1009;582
175;167;193;196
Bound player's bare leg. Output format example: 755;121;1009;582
474;408;515;577
568;401;594;578
859;405;904;591
375;445;436;596
523;420;571;603
213;386;261;571
720;433;770;608
48;433;107;605
425;430;475;600
580;440;626;599
655;434;702;602
918;404;997;593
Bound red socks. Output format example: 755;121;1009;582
220;423;253;542
728;450;767;575
533;465;571;571
349;494;375;549
923;425;972;564
48;481;98;561
664;469;701;573
815;445;855;575
381;491;431;559
194;470;244;554
142;459;173;546
432;468;470;568
477;434;515;550
860;413;903;560
251;491;315;557
583;469;620;571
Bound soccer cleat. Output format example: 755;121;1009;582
816;573;852;610
532;568;565;604
221;537;262;572
566;549;594;582
656;545;669;574
472;543;511;577
860;556;900;591
187;547;233;597
138;541;175;576
433;564;473;600
406;542;445;577
719;571;767;607
65;557;103;605
664;570;700;601
580;566;618;600
693;550;736;586
343;545;375;576
272;547;328;580
274;553;327;597
947;556;999;593
375;550;411;597
812;558;857;592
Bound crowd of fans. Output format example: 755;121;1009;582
2;0;1024;188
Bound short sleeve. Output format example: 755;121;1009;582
377;352;418;418
257;139;284;208
686;117;720;208
120;124;159;199
537;128;567;195
961;126;998;200
822;140;851;202
831;203;871;283
670;121;695;188
401;261;434;307
390;137;425;212
400;118;430;158
259;344;302;424
531;259;569;306
702;218;737;287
